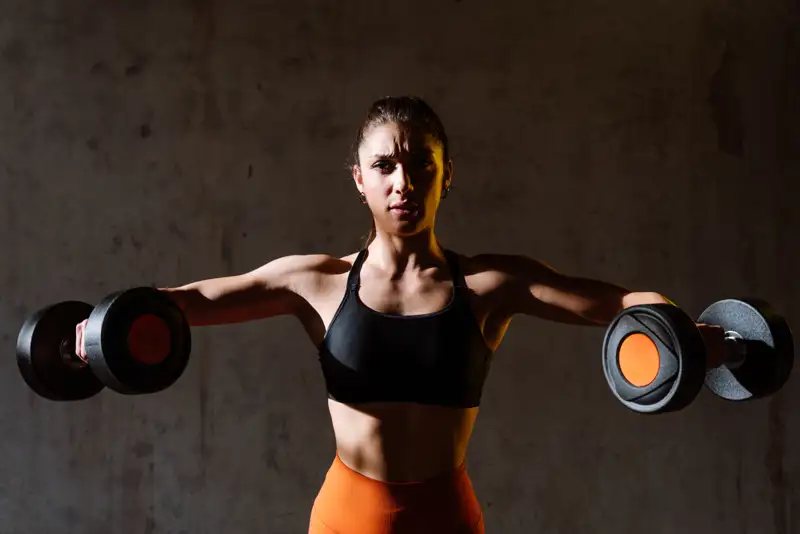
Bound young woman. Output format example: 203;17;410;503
77;96;720;533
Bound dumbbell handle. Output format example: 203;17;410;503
700;322;749;370
58;337;88;370
722;331;747;369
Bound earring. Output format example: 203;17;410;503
441;185;451;199
359;192;367;204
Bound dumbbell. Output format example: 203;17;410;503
602;298;794;414
17;287;191;401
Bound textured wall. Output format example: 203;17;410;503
1;0;798;533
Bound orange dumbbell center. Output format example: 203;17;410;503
618;333;661;387
127;314;172;365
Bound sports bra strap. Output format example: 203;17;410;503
347;249;368;292
443;249;468;289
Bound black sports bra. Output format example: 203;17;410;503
317;248;494;408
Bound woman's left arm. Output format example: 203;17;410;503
486;253;727;364
492;254;671;326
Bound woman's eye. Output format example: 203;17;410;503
371;158;433;173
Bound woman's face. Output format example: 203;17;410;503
354;121;452;237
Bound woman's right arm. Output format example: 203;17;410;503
75;254;331;362
159;254;327;326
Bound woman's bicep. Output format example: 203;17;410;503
162;255;322;326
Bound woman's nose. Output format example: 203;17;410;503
393;165;415;193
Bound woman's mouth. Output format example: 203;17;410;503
389;201;419;217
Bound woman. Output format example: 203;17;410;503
76;96;720;533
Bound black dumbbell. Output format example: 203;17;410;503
698;299;794;401
601;298;794;414
17;287;191;401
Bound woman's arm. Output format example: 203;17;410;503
490;254;670;326
482;253;727;364
159;254;331;326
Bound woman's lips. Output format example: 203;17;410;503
389;202;419;217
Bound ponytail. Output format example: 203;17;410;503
364;220;376;248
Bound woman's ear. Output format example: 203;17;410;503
352;164;364;193
443;159;454;191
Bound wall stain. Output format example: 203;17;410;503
777;10;800;161
191;0;223;131
89;60;112;78
735;457;747;534
110;235;123;255
261;413;290;473
132;441;154;459
122;466;144;490
168;222;188;242
708;40;744;157
145;460;155;534
125;54;148;77
220;224;233;273
307;101;343;141
2;39;31;69
198;340;211;512
766;394;788;534
199;355;209;466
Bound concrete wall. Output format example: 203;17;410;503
1;0;798;532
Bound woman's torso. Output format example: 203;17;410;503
294;249;512;482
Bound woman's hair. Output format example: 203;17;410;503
352;96;450;246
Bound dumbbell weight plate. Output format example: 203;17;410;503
16;301;106;401
602;304;707;414
698;299;794;401
84;287;191;395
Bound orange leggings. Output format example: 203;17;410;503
308;453;484;534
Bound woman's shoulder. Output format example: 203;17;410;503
447;250;559;287
267;252;357;277
444;251;516;296
447;250;520;276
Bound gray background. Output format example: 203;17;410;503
1;0;798;532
